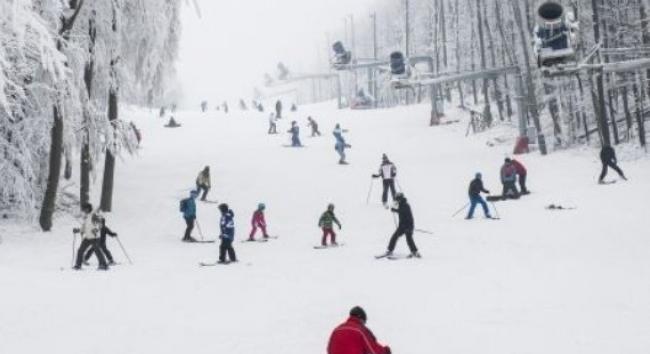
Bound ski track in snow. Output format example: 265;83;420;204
1;102;650;354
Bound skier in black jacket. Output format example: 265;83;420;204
599;145;627;183
382;193;420;258
84;217;118;265
466;173;493;219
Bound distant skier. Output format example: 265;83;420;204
307;116;321;136
275;100;283;119
291;103;297;112
333;124;351;164
288;121;302;147
466;173;493;219
509;158;529;194
223;101;229;114
73;203;108;270
218;203;237;263
500;158;520;200
380;193;420;258
159;106;166;118
248;203;269;241
195;166;211;201
179;190;199;242
257;102;264;112
318;204;342;247
268;113;277;134
372;154;397;207
201;100;208;112
327;306;391;354
83;216;118;266
599;144;627;183
164;116;181;128
239;99;248;111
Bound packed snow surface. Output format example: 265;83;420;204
1;102;649;354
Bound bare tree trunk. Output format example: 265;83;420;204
476;0;493;125
591;0;612;146
81;12;97;209
483;0;504;121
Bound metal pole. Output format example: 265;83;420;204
372;12;378;107
405;0;411;105
115;237;133;265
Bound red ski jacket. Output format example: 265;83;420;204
328;317;390;354
251;210;266;227
512;159;527;176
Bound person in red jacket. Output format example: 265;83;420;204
248;203;269;241
509;158;529;194
328;306;391;354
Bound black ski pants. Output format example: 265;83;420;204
501;181;520;199
84;234;113;263
184;217;195;240
387;227;417;253
76;239;107;268
219;238;237;262
519;174;529;193
382;179;396;204
196;183;209;201
599;161;625;181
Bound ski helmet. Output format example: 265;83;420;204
258;203;265;210
327;203;335;210
349;306;367;323
218;203;229;213
475;172;482;179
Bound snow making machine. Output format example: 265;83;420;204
389;51;412;89
533;1;579;70
331;41;352;69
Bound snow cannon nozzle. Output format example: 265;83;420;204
350;306;367;323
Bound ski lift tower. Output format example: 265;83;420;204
264;62;343;108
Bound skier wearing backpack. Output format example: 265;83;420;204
328;306;391;354
318;204;342;247
180;190;199;242
248;203;269;241
372;154;397;207
466;173;493;219
74;203;109;270
308;117;321;136
195;166;211;201
500;158;520;200
83;216;118;266
288;121;302;147
599;144;627;183
333;124;350;164
218;203;237;263
380;193;420;258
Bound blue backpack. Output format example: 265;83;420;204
179;199;188;213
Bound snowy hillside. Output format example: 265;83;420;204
1;103;649;354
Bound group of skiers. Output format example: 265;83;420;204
73;203;119;270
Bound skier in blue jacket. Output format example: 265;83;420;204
288;121;302;147
333;124;350;164
180;190;199;242
218;203;237;263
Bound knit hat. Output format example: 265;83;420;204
349;306;367;323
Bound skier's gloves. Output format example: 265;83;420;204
385;346;392;354
486;190;491;194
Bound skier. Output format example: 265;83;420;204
509;158;529;194
372;154;397;207
288;121;302;147
333;124;350;164
500;158;520;200
201;101;208;112
73;203;108;270
275;100;283;119
466;173;493;219
318;204;342;247
83;216;118;266
307;116;321;136
195;166;211;201
291;103;297;112
218;203;237;263
327;306;391;354
248;203;269;241
222;101;229;114
239;99;248;110
599;144;627;183
164;116;181;128
380;193;420;258
268;113;277;134
180;190;199;242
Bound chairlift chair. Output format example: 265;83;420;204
332;41;352;68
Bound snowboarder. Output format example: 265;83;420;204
275;100;283;119
500;158;520;200
307;116;321;136
164;116;181;128
333;124;350;164
180;190;199;242
83;216;118;266
599;144;627;183
327;306;391;354
372;154;397;207
510;158;529;194
268;113;277;134
318;204;342;247
248;203;269;241
218;203;237;263
73;203;108;270
466;173;493;219
288;121;302;147
381;193;420;258
195;166;211;201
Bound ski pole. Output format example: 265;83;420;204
195;219;205;241
115;237;133;265
451;202;470;218
414;228;434;235
490;201;500;219
365;178;375;205
71;230;78;267
395;178;403;193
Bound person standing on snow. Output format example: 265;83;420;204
218;203;237;263
500;158;520;200
318;204;342;247
275;100;283;119
372;154;397;207
509;158;529;194
268;113;277;134
466;173;493;219
195;166;211;201
599;144;627;183
327;306;391;354
248;203;269;241
74;203;109;270
308;117;321;136
83;216;118;266
180;190;199;242
288;121;302;147
381;193;420;258
333;124;350;165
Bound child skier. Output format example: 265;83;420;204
333;124;350;164
466;173;493;219
248;203;269;241
380;193;420;258
74;203;108;270
180;190;199;242
83;216;118;266
308;117;321;136
195;166;211;201
218;203;237;263
288;121;302;147
318;204;342;247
